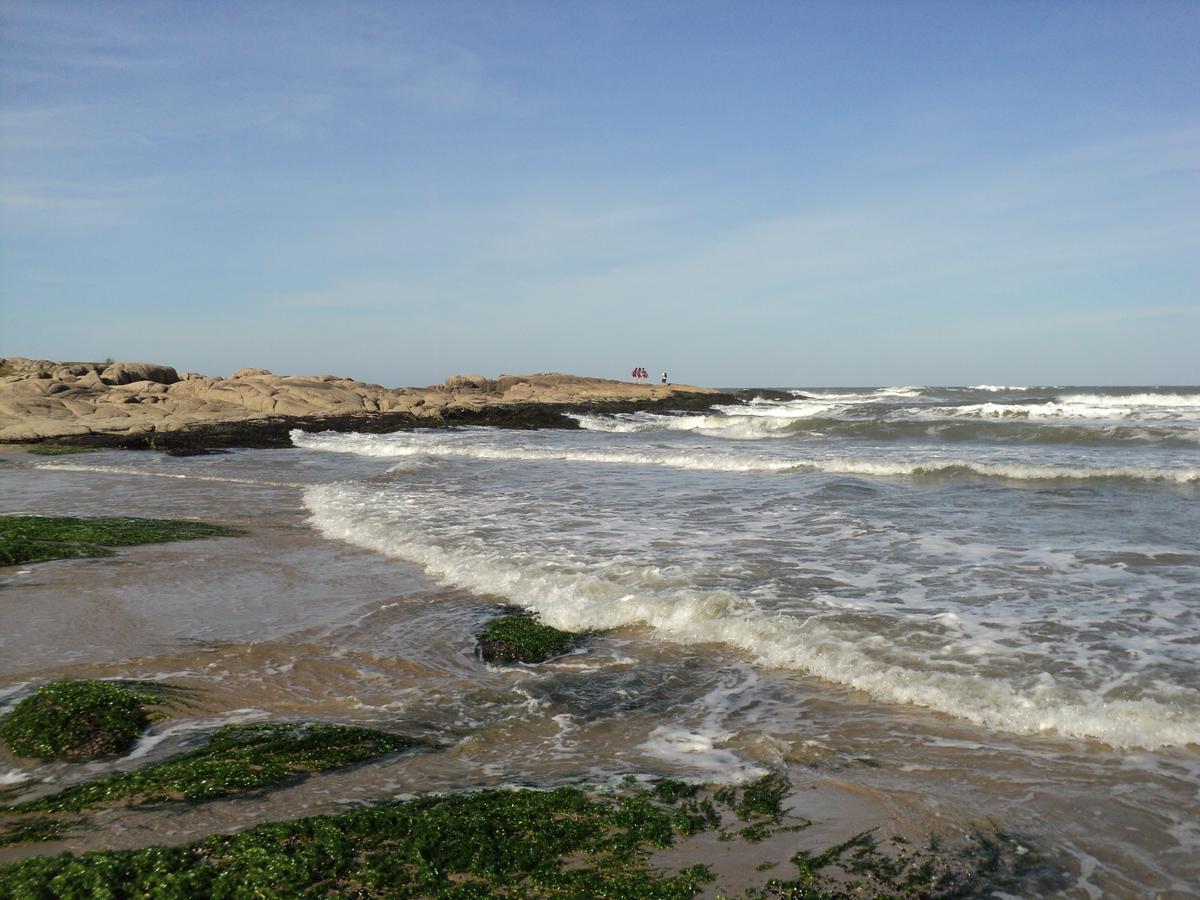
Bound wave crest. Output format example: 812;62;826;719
303;483;1200;749
291;430;1199;484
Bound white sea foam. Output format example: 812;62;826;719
291;431;1199;483
303;482;1200;749
969;385;1032;392
638;725;766;780
572;412;807;439
719;401;839;418
912;400;1200;424
125;710;269;761
1058;392;1200;408
34;462;306;488
790;386;924;401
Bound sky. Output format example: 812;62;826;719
1;1;1197;387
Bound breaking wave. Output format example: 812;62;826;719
291;430;1200;484
577;412;1199;447
303;482;1200;750
1058;392;1200;408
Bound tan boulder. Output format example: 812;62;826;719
100;362;181;386
119;380;170;395
444;374;497;393
504;382;535;400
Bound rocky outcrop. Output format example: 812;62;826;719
0;357;730;447
99;362;181;386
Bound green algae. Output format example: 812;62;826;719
715;772;791;821
0;817;71;848
713;773;810;844
476;612;585;664
0;515;245;567
10;723;422;815
0;770;1052;897
0;681;154;761
0;784;715;898
749;824;1054;899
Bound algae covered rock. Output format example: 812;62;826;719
477;613;584;664
0;514;245;567
23;445;95;456
13;722;424;813
0;680;151;760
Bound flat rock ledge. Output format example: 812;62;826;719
0;357;734;450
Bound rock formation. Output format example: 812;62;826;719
0;357;722;445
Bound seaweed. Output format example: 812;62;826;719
751;823;1057;898
476;612;585;664
0;784;717;897
0;817;71;848
0;515;245;567
23;446;96;456
713;773;808;843
0;681;154;761
11;722;422;814
0;769;1054;897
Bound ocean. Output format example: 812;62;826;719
3;384;1198;895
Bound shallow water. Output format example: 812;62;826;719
2;385;1198;895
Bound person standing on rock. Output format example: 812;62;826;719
661;371;668;385
631;366;639;383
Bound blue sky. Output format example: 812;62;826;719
2;1;1197;386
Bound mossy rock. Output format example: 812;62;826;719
11;722;425;814
0;784;717;897
0;772;1047;897
24;445;96;456
0;680;152;760
477;613;584;664
0;514;245;566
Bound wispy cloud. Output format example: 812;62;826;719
0;175;174;227
0;1;517;160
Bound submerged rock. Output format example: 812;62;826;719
10;722;424;813
0;514;245;567
477;613;584;664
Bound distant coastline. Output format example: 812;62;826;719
0;357;735;452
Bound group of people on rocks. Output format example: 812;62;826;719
631;367;667;385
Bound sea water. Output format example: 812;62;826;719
9;384;1200;894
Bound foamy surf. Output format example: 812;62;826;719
302;482;1200;750
33;461;307;488
291;430;1198;484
